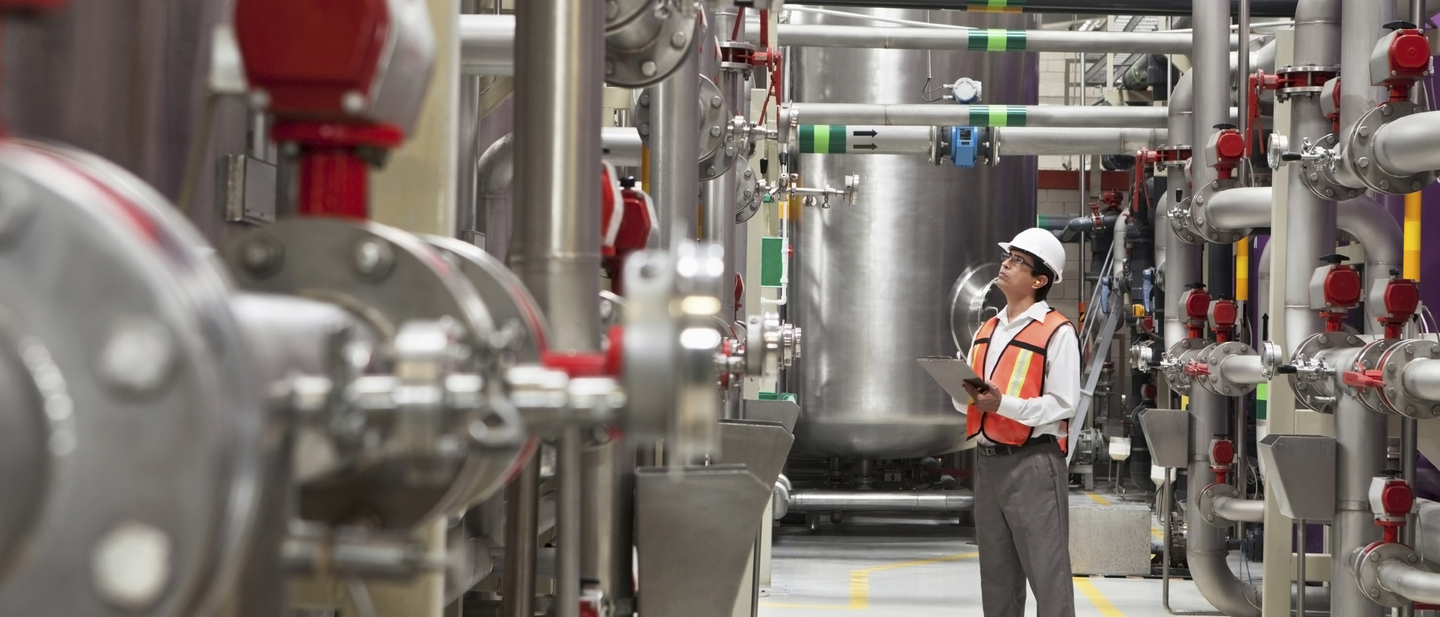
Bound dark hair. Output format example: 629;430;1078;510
1017;249;1056;302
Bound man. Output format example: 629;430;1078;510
958;227;1080;617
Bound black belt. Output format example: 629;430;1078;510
977;435;1058;457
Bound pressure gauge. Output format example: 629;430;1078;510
950;78;983;105
1267;133;1289;170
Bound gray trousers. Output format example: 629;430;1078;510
975;442;1075;617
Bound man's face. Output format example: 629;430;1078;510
997;249;1047;299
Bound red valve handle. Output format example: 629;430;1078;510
1343;369;1386;390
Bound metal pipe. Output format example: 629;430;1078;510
786;489;976;512
501;457;539;617
789;103;1169;128
557;427;582;617
773;24;1241;54
601;127;644;167
1379;560;1440;604
1237;0;1251;183
992;127;1169;156
1297;520;1308;617
457;1;486;240
460;14;516;76
650;32;702;248
1163;71;1196;348
1370;111;1440;176
1282;0;1340;359
1187;390;1263;617
1206;187;1274;229
1212;493;1267;523
1416;499;1440;562
1338;195;1403;333
1339;0;1392;140
1218;354;1267;385
1191;0;1231;196
1334;384;1388;617
1401;359;1440;402
778;0;1302;16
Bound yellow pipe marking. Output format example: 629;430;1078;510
1406;191;1422;281
1075;576;1127;617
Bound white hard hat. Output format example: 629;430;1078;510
998;228;1066;284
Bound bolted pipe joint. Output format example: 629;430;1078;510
1200;482;1266;526
1367;341;1440;419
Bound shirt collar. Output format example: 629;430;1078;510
996;301;1051;328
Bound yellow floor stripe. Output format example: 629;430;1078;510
1087;492;1111;506
761;551;978;611
1075;577;1126;617
1151;527;1164;540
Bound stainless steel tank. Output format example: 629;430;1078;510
789;8;1036;460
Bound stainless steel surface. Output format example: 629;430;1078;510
1191;0;1231;198
948;263;1005;355
602;127;644;167
557;426;582;617
776;24;1237;53
1372;110;1440;176
1416;498;1440;563
1163;71;1197;348
426;236;552;363
460;14;516;76
502;456;539;617
790;7;1034;460
644;39;702;248
1334;383;1388;617
1297;520;1308;617
1404;419;1419;617
1238;0;1252;182
773;0;1303;14
1340;0;1393;142
511;0;605;353
716;419;796;487
1210;489;1267;523
1217;353;1267;386
0;140;264;617
1283;0;1340;357
604;0;698;88
634;465;771;617
1205;186;1273;229
457;1;487;242
1378;559;1440;605
1402;359;1440;402
787;489;976;512
1338;196;1404;331
1138;408;1191;468
0;0;251;242
741;399;801;433
580;436;635;617
1186;390;1263;617
791;102;1167;128
992;127;1168;157
0;305;45;589
1342;102;1437;194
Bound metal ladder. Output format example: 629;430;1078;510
1067;251;1124;466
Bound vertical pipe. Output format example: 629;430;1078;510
651;21;703;248
455;0;483;238
1078;52;1089;306
1162;70;1195;348
1334;389;1386;617
1340;0;1393;140
511;0;604;615
1297;519;1308;617
1187;389;1262;616
501;457;539;617
1406;191;1422;280
1237;0;1251;183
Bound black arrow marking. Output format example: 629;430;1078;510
852;143;878;151
853;129;878;138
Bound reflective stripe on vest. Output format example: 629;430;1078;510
967;309;1074;450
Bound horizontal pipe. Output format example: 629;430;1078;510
993;127;1168;156
460;14;515;76
1372;111;1440;177
1402;359;1440;403
1379;560;1440;605
1212;493;1267;523
795;125;933;154
1206;187;1273;229
788;490;975;512
775;24;1242;54
790;103;1169;128
1217;354;1266;386
600;127;643;167
788;0;1301;16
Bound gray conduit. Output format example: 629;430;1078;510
786;490;976;512
788;103;1170;128
772;25;1241;54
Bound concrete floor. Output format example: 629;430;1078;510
760;490;1249;617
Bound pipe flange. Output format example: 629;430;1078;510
1159;338;1209;395
1346;102;1437;195
1301;134;1363;201
1198;483;1241;529
734;156;761;223
1197;341;1258;397
1288;331;1364;414
928;125;944;166
1353;338;1405;415
697;76;738;180
1167;198;1204;246
1350;541;1420;608
1376;339;1440;419
604;0;698;88
717;41;756;73
1188;178;1248;244
1157;145;1192;169
1272;65;1340;103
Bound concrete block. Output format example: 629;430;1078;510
1069;501;1153;576
1039;81;1065;98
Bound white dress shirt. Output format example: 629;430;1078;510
952;301;1081;445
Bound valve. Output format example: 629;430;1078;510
1372;21;1432;102
1206;123;1247;180
1371;271;1420;339
1321;77;1343;134
1181;283;1211;340
1310;254;1362;332
1369;470;1414;544
1208;298;1238;343
601;168;657;296
1208;435;1235;485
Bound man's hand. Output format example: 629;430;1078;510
962;379;1002;412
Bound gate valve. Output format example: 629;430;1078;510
1310;254;1362;332
234;0;435;219
601;170;656;296
1372;21;1432;102
1371;271;1420;339
1369;470;1414;544
1181;283;1212;340
1206;123;1247;180
1208;298;1239;343
1208;435;1235;485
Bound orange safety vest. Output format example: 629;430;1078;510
966;308;1074;452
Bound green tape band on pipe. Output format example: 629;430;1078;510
967;29;1026;51
969;105;1027;127
965;0;1025;12
798;125;847;154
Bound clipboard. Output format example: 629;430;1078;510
916;357;990;404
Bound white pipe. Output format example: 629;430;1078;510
1213;493;1268;523
993;127;1168;156
1111;214;1126;283
1401;359;1440;403
789;103;1169;128
1218;355;1267;386
1371;111;1440;177
460;14;515;76
774;24;1242;54
1379;561;1440;605
788;490;975;512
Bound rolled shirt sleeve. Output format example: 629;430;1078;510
993;323;1080;427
